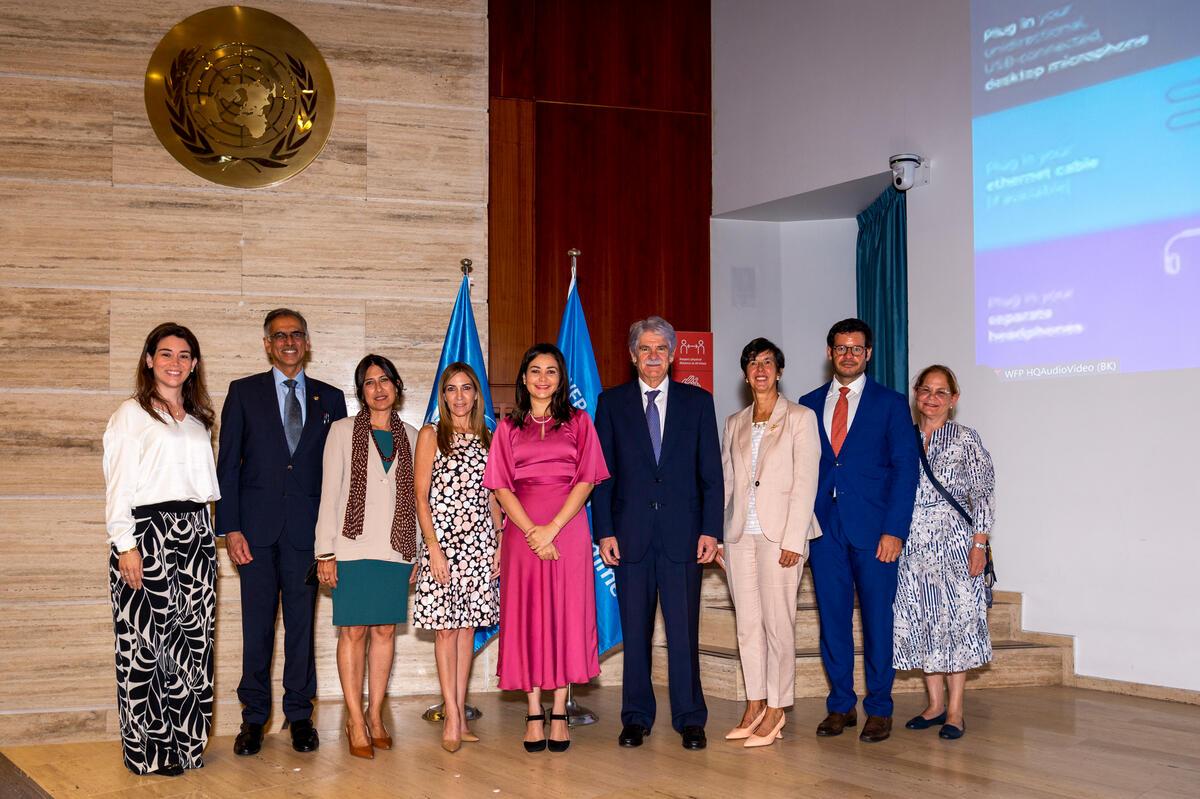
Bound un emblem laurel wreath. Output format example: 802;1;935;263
164;47;318;173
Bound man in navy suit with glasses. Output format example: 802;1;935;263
217;308;346;756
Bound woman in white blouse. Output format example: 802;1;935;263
719;338;822;748
102;323;220;778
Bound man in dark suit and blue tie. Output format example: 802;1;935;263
217;309;347;756
798;318;918;743
593;316;724;751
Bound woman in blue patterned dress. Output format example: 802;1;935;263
893;365;995;740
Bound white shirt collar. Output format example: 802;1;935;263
638;377;669;399
827;372;866;398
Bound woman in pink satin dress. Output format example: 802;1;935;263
483;343;609;754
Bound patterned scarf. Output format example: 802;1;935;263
340;408;418;560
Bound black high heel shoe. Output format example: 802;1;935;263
523;711;547;753
547;713;571;753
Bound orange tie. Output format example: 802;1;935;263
831;386;850;456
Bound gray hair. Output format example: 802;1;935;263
262;308;309;336
627;316;677;354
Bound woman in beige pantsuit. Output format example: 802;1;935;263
719;338;822;748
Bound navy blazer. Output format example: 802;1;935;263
592;380;724;563
216;371;347;548
798;377;918;549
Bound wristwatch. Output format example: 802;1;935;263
972;541;987;550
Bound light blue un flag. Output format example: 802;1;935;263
424;274;496;430
556;274;623;655
422;275;498;652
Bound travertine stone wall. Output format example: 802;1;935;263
0;0;488;744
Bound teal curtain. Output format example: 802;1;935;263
856;185;909;393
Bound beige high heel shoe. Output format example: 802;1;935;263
725;707;767;740
743;713;786;748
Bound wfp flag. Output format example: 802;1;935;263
422;274;498;652
424;274;496;430
556;274;623;654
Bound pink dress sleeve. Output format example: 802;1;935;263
483;417;516;491
570;411;610;486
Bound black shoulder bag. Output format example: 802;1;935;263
914;426;997;607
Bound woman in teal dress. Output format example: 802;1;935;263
315;354;419;759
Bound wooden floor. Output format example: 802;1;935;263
2;686;1198;798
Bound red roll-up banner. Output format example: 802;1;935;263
673;331;713;393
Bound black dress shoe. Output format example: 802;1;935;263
905;711;947;730
234;722;264;756
289;719;320;752
151;763;184;777
680;725;707;750
939;722;965;740
618;723;650;747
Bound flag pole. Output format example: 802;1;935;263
563;246;598;727
422;256;482;725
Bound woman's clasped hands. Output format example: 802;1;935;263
524;521;561;560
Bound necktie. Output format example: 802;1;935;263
830;386;850;456
645;389;662;463
284;379;303;455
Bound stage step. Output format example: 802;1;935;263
653;639;1068;701
699;600;1020;651
650;564;1071;701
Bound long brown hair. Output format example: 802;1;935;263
435;362;491;454
134;323;215;430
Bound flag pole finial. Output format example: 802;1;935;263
460;258;473;275
567;248;580;281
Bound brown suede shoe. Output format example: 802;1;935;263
859;715;892;743
815;708;857;737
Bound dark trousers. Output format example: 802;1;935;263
236;542;317;724
615;538;707;732
808;508;898;717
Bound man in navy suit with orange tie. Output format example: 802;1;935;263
593;316;724;751
799;318;918;744
217;309;346;756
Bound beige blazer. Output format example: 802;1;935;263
314;416;419;563
721;396;822;556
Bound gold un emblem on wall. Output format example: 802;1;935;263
145;6;335;188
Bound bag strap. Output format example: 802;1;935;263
915;425;973;526
915;425;996;586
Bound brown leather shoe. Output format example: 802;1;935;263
859;715;892;743
816;708;857;736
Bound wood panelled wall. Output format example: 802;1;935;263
0;0;488;745
487;0;712;399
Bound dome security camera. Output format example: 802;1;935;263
890;153;923;191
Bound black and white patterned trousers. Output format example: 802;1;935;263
109;500;216;775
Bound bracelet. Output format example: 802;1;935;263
972;541;987;550
117;545;138;555
315;553;336;561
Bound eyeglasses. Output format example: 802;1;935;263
915;386;953;400
268;331;308;343
832;345;866;356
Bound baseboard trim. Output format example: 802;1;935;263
1068;674;1200;705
